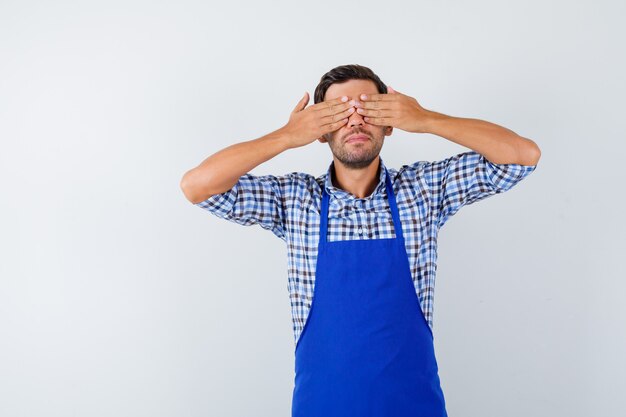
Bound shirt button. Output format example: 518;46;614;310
358;226;363;235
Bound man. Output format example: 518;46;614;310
180;64;541;417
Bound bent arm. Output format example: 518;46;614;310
180;128;292;204
423;111;541;166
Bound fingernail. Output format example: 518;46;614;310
341;96;348;102
361;94;367;100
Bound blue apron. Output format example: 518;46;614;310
291;169;448;417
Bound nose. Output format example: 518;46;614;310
348;101;365;127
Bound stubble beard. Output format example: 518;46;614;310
328;130;384;170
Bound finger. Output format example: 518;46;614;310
319;101;355;120
292;92;310;113
313;95;349;112
358;94;395;110
359;93;393;102
363;116;390;126
388;86;397;94
358;99;395;110
320;106;355;126
322;117;349;132
356;108;392;119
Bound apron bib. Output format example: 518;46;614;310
291;170;448;417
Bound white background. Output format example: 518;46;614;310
1;0;624;416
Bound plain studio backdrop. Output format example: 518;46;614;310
1;0;624;416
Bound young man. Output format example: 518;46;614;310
180;64;540;417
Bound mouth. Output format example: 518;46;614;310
345;134;370;144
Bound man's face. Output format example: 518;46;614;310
319;79;393;169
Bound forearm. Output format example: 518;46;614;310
180;128;292;204
423;110;541;166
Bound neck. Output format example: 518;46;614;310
331;156;381;199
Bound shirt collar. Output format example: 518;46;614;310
323;156;388;199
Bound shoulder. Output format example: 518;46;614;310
386;159;432;185
266;171;323;202
236;171;316;190
396;151;485;183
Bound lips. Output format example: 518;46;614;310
346;134;370;143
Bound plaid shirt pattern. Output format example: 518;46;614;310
194;151;537;347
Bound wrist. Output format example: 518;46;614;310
420;110;449;135
270;126;296;150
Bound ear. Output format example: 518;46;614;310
384;126;393;136
318;134;329;143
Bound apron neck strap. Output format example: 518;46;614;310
320;169;404;243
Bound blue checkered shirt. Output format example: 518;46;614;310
194;151;537;347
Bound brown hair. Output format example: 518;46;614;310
313;64;387;104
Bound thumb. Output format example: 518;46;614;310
292;91;309;113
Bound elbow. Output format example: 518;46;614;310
527;141;541;166
180;170;203;204
180;169;222;204
517;137;542;166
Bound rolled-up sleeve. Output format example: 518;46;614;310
424;151;537;228
194;173;290;241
